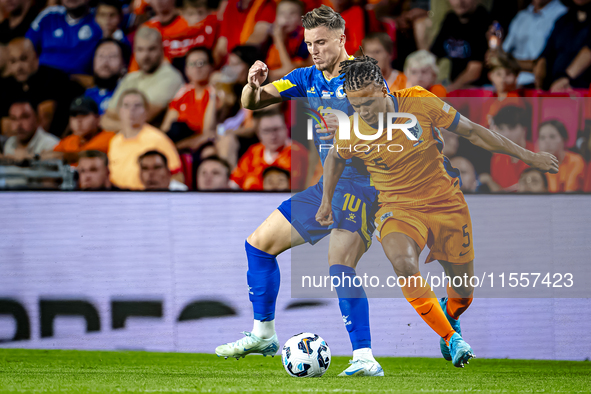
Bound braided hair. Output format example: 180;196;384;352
339;54;384;92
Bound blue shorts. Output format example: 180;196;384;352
277;179;379;251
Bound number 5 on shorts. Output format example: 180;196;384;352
462;224;470;248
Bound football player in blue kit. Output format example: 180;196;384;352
215;5;383;377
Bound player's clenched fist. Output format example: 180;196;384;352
528;152;560;174
315;113;339;140
248;60;269;89
315;200;334;226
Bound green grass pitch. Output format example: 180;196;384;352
1;349;590;393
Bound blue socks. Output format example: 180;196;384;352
246;241;280;322
330;264;371;351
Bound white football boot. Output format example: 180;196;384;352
338;359;385;376
215;331;279;359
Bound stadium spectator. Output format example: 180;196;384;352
362;33;406;92
430;0;491;90
501;0;567;87
262;165;290;191
0;0;42;45
50;96;115;163
85;39;127;115
404;50;447;96
266;0;311;81
230;110;307;191
2;100;59;160
180;0;221;57
214;0;276;60
107;89;183;190
517;167;548;193
449;156;478;192
1;38;84;136
25;0;103;76
161;47;216;149
181;0;210;26
94;0;132;51
331;1;364;55
139;150;189;191
534;0;591;91
537;120;585;192
213;46;262;169
487;51;520;99
78;150;112;190
100;27;184;131
489;105;533;191
196;155;231;190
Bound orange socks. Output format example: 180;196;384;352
446;285;473;320
400;273;455;344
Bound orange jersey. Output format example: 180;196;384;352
334;87;461;207
490;141;534;191
546;151;585;192
230;140;308;190
129;15;215;71
169;85;211;134
54;131;116;155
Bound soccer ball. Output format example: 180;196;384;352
281;333;331;377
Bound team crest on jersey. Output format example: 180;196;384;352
53;28;63;37
336;86;346;99
78;25;93;40
403;118;423;140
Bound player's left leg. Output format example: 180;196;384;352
327;229;383;377
437;260;474;361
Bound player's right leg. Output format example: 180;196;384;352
378;222;473;367
215;208;305;359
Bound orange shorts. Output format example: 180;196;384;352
374;192;474;264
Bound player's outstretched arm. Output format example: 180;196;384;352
241;61;283;110
452;115;560;174
316;148;346;226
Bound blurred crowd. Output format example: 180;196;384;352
1;0;591;192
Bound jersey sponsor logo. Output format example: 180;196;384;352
380;211;393;222
321;90;332;98
78;25;93;40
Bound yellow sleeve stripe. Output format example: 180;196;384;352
271;79;297;93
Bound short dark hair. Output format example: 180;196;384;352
138;150;168;167
539;119;569;142
487;51;520;75
493;105;528;129
263;165;290;179
198;155;231;177
97;0;123;13
363;32;394;55
94;37;130;66
520;167;548;190
302;5;345;31
186;46;214;66
79;150;108;167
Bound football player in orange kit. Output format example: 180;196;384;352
316;56;559;368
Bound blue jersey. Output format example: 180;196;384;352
271;65;370;185
85;86;116;115
26;6;102;75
